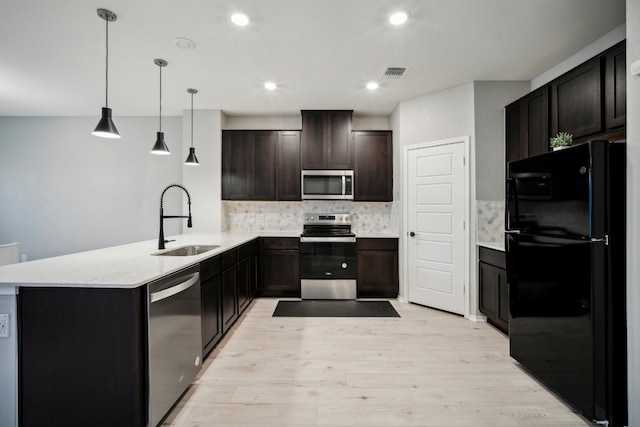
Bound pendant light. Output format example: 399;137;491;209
92;8;120;138
184;88;200;166
151;59;170;155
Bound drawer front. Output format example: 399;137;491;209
200;255;221;282
238;239;257;259
357;238;398;251
221;248;238;270
260;237;300;250
478;246;506;269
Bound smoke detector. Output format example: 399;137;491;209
381;67;408;80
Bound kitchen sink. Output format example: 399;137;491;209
152;245;219;256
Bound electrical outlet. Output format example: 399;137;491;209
0;314;8;338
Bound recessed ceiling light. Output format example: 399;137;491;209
231;12;250;26
389;9;409;25
173;37;196;50
264;82;277;90
366;82;379;90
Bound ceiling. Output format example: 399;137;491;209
0;0;626;117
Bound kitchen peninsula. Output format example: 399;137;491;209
0;231;264;427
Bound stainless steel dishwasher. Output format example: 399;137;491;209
147;264;202;427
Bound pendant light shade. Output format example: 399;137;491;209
151;132;170;155
151;59;170;155
185;88;200;166
93;107;120;138
93;9;120;139
185;147;199;164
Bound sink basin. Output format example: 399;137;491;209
152;245;219;256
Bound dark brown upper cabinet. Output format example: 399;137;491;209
223;130;301;201
551;56;602;139
507;40;626;166
275;131;301;200
352;130;393;201
301;110;353;169
505;86;549;163
222;130;276;200
605;41;626;130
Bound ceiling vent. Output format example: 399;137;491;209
382;67;408;80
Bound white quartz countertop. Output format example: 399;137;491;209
0;230;400;290
355;232;399;238
477;241;505;252
0;232;260;289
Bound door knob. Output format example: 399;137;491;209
409;231;416;237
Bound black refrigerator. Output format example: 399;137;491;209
505;140;627;426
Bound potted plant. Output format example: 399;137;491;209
550;132;573;151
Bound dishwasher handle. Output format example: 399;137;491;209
150;272;200;303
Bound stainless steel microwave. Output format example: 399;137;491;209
301;170;354;200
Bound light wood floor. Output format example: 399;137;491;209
163;298;590;426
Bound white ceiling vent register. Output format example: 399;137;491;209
381;67;408;80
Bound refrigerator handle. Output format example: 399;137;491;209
591;235;609;246
505;234;517;285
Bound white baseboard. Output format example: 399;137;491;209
467;314;487;322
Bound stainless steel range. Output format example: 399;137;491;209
300;213;357;299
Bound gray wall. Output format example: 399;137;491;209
626;1;639;424
473;81;529;200
0;116;183;260
182;110;223;233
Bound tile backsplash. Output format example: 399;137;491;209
222;201;399;234
476;200;504;242
224;200;501;240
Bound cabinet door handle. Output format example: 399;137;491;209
409;232;416;237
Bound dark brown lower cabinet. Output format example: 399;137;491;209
201;255;222;356
478;246;509;334
258;237;300;297
356;238;399;298
221;248;239;334
237;240;257;313
220;241;258;336
19;287;146;427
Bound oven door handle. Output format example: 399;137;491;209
300;236;357;243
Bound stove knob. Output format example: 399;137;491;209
342;263;347;269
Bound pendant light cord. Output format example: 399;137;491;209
105;19;109;107
159;65;162;132
190;92;194;148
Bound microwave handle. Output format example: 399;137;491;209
342;175;346;195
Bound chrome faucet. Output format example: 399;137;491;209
158;184;192;249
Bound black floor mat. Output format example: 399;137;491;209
272;300;400;318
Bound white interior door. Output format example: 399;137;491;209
407;140;466;315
